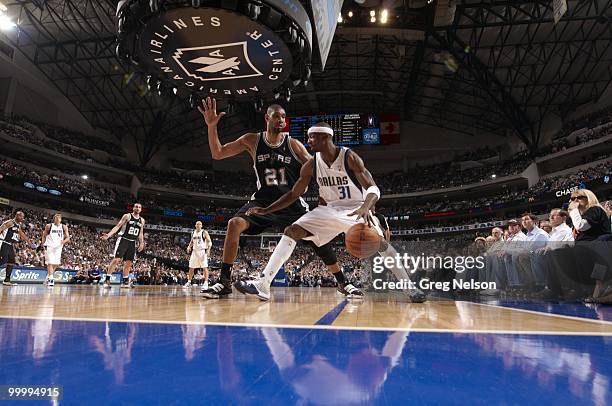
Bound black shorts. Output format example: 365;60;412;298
0;242;15;265
235;200;308;235
114;237;137;261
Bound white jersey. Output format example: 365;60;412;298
191;230;209;252
44;223;64;248
314;147;364;210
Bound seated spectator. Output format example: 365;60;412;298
569;189;612;303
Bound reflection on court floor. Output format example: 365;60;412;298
0;286;610;404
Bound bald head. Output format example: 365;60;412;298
266;104;284;115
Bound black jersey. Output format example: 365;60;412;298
0;220;21;245
252;132;304;204
118;214;143;241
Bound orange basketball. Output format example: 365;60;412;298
345;223;381;258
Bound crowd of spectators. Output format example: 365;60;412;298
3;106;612;200
37;123;124;157
138;169;252;196
377;151;533;194
379;161;611;217
1;115;127;167
459;194;612;302
0;158;130;204
552;106;612;141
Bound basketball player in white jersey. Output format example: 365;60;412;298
185;221;211;289
236;122;426;302
100;203;145;289
40;213;70;287
198;97;363;299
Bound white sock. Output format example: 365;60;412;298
261;235;297;285
378;244;410;282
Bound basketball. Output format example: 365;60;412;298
345;223;381;258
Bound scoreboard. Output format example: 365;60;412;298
289;113;379;145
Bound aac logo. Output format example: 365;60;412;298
173;42;262;82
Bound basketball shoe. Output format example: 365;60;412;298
233;279;270;301
202;279;232;299
337;283;364;298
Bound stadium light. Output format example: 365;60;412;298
348;11;353;18
0;13;16;30
370;16;376;23
337;13;342;23
491;174;497;179
381;9;388;24
370;10;375;17
81;175;88;180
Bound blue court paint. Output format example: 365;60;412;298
0;317;610;405
315;299;349;325
482;300;612;322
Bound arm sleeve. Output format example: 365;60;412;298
569;208;591;231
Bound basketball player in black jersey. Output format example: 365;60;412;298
0;210;33;286
100;203;145;289
198;97;362;298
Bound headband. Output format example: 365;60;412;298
307;126;334;136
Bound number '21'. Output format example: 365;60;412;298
338;186;351;199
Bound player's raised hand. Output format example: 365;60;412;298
198;97;226;127
349;205;372;226
246;207;266;216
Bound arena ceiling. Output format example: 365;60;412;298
3;0;612;163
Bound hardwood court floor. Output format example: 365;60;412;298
1;285;611;404
0;285;610;335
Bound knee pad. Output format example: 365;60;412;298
312;242;337;266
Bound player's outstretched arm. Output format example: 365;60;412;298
101;214;128;240
247;159;314;216
347;150;380;223
198;97;257;160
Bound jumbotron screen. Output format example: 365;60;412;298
289;113;379;145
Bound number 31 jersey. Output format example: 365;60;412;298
252;132;305;207
314;147;365;210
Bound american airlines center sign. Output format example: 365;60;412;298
118;1;314;101
140;8;292;97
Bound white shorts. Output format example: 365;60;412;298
45;246;63;266
189;251;208;268
294;205;384;247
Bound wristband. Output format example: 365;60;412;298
365;185;381;199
